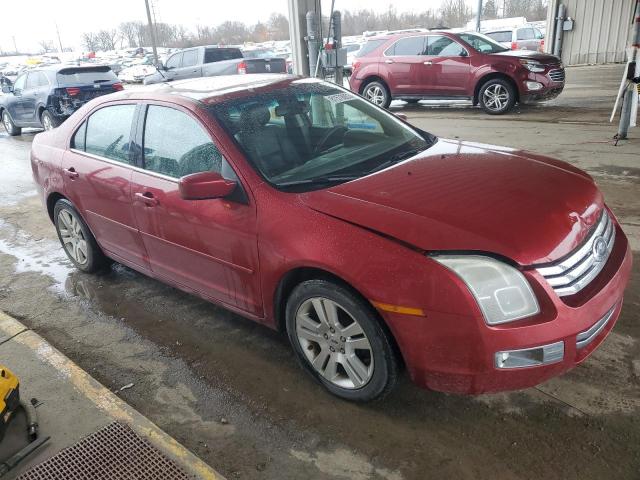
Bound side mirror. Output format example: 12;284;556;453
179;171;236;200
459;50;469;57
1;85;12;94
394;112;408;121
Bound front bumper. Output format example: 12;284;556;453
519;69;565;103
382;224;633;395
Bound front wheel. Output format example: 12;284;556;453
362;81;391;109
2;110;21;136
53;199;110;273
478;78;516;115
286;279;399;401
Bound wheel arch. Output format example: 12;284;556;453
273;266;405;367
473;72;519;105
46;191;68;223
358;75;389;95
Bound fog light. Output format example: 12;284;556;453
495;341;564;369
526;81;544;91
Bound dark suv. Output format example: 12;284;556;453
1;65;123;135
349;31;564;114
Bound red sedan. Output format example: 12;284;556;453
30;75;632;401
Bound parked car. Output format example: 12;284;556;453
349;31;564;114
30;75;631;401
118;63;157;83
485;25;545;51
143;45;287;85
1;65;122;135
343;43;364;75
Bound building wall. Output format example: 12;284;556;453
546;0;636;65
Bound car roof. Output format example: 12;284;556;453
103;74;305;105
366;30;455;41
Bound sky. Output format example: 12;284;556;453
0;0;451;53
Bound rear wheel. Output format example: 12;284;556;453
41;110;61;131
2;110;21;136
286;279;399;401
53;199;110;273
478;78;516;115
362;80;391;109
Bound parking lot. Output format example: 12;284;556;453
0;63;637;479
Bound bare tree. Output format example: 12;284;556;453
81;32;100;52
95;29;118;51
215;21;248;45
439;0;473;28
38;40;54;53
482;0;499;19
267;13;289;40
119;22;140;48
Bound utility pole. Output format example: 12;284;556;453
12;36;17;54
144;0;159;65
55;23;64;53
616;0;640;140
476;0;483;32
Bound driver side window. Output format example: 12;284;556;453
13;74;26;92
165;53;182;69
143;105;223;179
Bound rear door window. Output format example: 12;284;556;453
487;31;512;43
427;36;466;56
71;121;87;150
386;36;425;56
143;105;222;178
12;74;27;92
85;104;136;164
182;49;199;67
204;48;243;63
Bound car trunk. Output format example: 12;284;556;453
56;66;120;101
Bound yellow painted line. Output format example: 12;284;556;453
0;311;220;480
372;301;426;317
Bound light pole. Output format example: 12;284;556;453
144;0;159;66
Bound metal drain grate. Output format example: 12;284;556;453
18;422;191;480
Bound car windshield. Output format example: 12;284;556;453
209;80;435;191
455;32;509;53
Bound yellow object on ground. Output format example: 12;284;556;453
0;365;20;441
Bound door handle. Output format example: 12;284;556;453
384;59;394;64
135;192;158;206
64;167;79;179
423;61;433;65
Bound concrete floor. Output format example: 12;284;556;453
0;64;638;480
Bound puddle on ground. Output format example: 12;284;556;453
0;218;73;294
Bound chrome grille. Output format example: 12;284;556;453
576;303;616;349
536;210;615;297
548;69;565;82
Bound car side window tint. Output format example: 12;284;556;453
488;31;512;43
26;73;40;89
388;36;425;56
85;104;136;164
143;105;222;179
13;74;26;92
166;53;182;69
427;36;466;56
182;50;198;67
71;121;87;151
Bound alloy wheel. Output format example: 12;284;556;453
3;112;12;132
295;297;374;389
42;113;53;131
482;84;510;112
364;84;386;106
58;209;88;265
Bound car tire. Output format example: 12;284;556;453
2;110;21;136
478;78;516;115
286;279;399;402
53;199;110;273
41;110;61;131
361;80;391;109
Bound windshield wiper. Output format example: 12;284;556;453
365;147;423;175
276;175;360;187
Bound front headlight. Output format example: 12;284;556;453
433;255;540;325
519;59;546;73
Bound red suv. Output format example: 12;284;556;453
349;31;565;114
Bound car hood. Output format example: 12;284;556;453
492;49;561;64
301;139;603;266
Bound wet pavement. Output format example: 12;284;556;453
0;65;639;479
